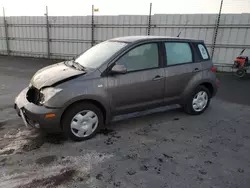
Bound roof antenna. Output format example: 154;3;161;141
177;20;189;37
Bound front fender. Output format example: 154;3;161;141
60;94;111;124
44;76;111;123
61;94;109;114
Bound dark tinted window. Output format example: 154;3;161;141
165;42;193;66
193;43;210;61
117;43;159;72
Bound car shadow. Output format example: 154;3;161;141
107;105;184;132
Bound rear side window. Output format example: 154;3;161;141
165;42;192;66
198;44;209;60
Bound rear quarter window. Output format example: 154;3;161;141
198;44;209;59
194;43;210;61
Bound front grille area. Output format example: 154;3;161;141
26;86;41;105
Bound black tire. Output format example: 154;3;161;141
62;102;104;141
235;68;246;78
183;86;211;115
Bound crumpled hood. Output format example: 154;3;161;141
30;62;85;89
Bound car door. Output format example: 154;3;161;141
107;42;165;115
163;41;202;102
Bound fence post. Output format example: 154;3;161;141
45;6;50;59
211;0;223;59
3;7;10;55
147;3;152;35
91;5;95;46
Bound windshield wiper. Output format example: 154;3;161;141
72;61;85;71
65;59;85;71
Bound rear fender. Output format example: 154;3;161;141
181;70;216;102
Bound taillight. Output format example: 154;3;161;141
211;66;216;72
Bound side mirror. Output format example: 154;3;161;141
110;64;127;74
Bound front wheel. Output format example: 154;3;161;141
183;86;211;115
62;102;104;141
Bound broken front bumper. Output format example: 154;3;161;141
14;87;63;132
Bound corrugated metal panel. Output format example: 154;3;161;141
0;14;249;64
0;27;6;51
224;48;234;64
0;17;6;52
244;14;250;46
213;48;220;63
213;13;250;64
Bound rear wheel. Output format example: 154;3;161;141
235;68;246;78
62;102;104;141
183;86;211;115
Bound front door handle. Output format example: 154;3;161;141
152;75;164;81
193;68;200;72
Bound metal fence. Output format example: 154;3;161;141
0;4;250;71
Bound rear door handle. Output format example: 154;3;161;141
193;68;200;72
152;75;164;81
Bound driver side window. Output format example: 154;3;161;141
116;43;159;72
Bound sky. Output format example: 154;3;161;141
1;0;250;16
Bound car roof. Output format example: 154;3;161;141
109;35;204;43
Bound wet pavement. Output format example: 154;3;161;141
216;73;250;106
0;55;250;188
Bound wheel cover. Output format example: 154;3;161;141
192;91;208;112
70;110;98;138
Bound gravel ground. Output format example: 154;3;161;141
0;56;250;188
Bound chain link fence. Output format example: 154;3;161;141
0;0;250;71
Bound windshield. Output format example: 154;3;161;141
76;41;127;69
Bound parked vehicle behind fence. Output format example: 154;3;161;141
15;36;219;141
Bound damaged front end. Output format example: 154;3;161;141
26;86;41;105
14;61;87;131
26;61;87;106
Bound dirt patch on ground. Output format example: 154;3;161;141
100;129;121;146
43;134;68;145
0;157;7;167
22;138;44;152
0;128;67;158
17;168;76;188
0;149;15;155
22;133;67;152
0;120;7;127
35;155;57;166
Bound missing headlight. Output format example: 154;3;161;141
26;86;41;105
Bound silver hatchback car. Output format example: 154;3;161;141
15;36;219;141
